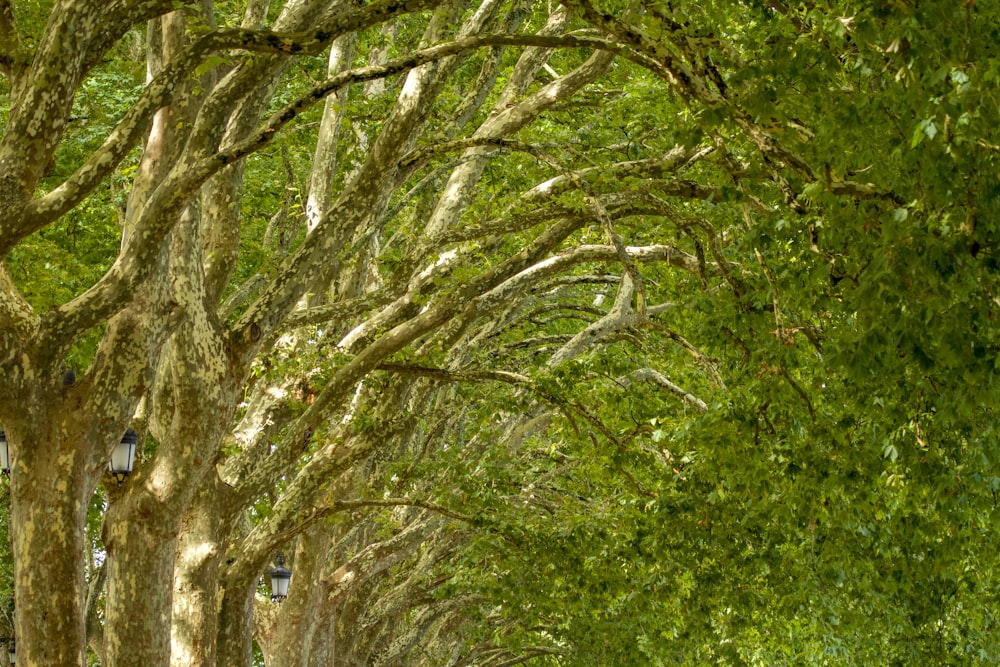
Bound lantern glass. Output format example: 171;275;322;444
0;429;9;475
269;553;292;601
109;428;139;484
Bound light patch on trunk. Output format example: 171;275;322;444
171;636;198;666
57;451;75;468
50;512;68;547
398;70;425;104
341;381;365;425
147;465;175;500
331;567;355;585
22;516;35;548
177;540;216;566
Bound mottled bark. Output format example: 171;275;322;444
170;483;233;667
217;577;258;667
423;6;574;238
98;9;232;666
308;613;338;667
224;214;579;559
305;34;356;232
349;530;459;664
102;502;177;667
369;595;473;667
8;418;98;667
1;1;112;210
264;526;333;667
0;0;720;664
102;300;239;667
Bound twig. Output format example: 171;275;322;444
329;497;475;523
754;248;785;342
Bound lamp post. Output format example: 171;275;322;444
109;428;139;485
269;553;292;602
0;430;8;475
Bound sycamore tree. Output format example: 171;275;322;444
3;0;1000;666
0;0;718;665
541;2;1000;664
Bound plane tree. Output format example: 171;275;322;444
3;0;1000;665
0;0;721;664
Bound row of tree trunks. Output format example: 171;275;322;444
0;0;726;664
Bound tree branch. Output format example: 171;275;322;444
22;0;449;237
545;275;631;366
622;368;708;412
38;33;616;354
375;362;530;385
328;498;474;523
0;0;23;80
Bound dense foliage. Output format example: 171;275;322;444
1;0;999;665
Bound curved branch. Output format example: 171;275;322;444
323;515;440;603
328;498;474;522
238;219;583;509
567;0;818;183
0;263;36;372
547;273;636;367
621;368;707;412
375;362;530;385
521;144;712;202
475;243;710;314
22;0;447;238
225;33;619;339
39;34;618;353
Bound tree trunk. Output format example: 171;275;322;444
308;613;338;667
170;485;230;667
9;423;94;666
216;577;257;667
266;527;331;667
102;507;177;667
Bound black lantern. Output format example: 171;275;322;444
0;430;8;475
7;640;14;665
109;428;139;485
269;553;292;602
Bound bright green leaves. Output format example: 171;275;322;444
911;117;938;147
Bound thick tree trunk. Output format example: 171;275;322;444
216;577;257;667
102;509;177;667
102;282;238;667
170;485;230;667
9;425;94;666
308;613;338;667
266;527;331;667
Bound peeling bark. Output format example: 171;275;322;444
170;483;233;667
0;0;734;664
9;420;94;666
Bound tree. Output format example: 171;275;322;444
0;0;706;664
4;0;1000;665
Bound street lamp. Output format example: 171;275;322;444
7;640;14;665
0;430;8;475
269;553;292;602
109;428;139;485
